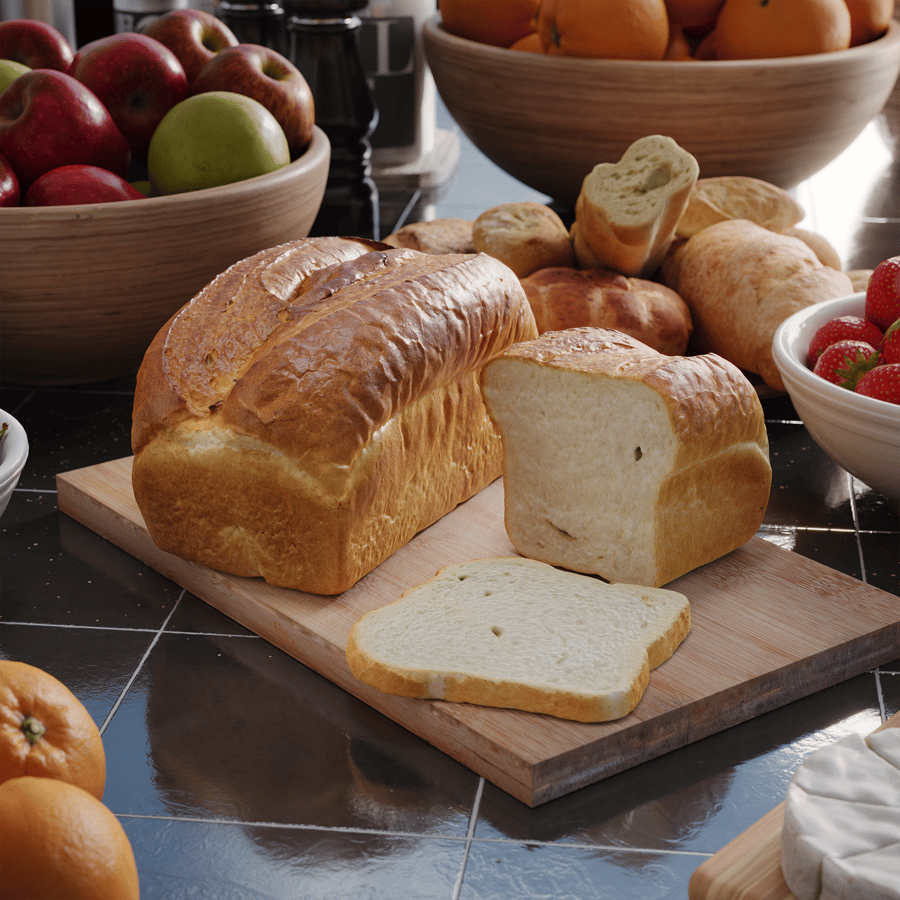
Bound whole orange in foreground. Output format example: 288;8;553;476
713;0;852;58
844;0;894;45
0;659;106;799
0;776;139;900
538;0;670;59
440;0;540;48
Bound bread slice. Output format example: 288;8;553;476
481;328;772;587
346;557;691;722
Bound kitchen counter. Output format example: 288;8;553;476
1;98;898;899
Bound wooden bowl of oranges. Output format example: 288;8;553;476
425;0;900;205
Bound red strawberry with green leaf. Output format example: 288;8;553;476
807;315;884;367
880;318;900;365
855;363;900;406
811;339;879;388
865;256;900;331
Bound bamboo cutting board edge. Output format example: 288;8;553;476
56;457;900;807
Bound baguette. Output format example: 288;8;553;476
131;237;537;595
520;265;692;355
481;328;772;588
346;557;691;722
571;135;699;277
660;219;855;391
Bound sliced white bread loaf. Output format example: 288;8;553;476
481;328;772;588
346;557;690;722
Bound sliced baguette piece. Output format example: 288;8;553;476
346;557;690;723
571;134;699;278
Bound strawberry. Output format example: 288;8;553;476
880;318;900;365
855;363;900;406
864;256;900;331
807;315;884;367
811;339;879;388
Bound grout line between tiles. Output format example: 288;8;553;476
451;777;484;900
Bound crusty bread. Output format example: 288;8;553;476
571;135;699;277
131;237;538;595
675;175;805;238
520;265;692;355
382;217;475;254
660;219;855;391
784;226;842;270
346;557;691;722
481;328;772;588
472;201;575;277
847;269;874;292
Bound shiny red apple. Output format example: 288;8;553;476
0;19;74;72
70;32;189;154
0;69;130;189
25;164;146;206
139;8;238;84
0;152;19;206
191;43;315;158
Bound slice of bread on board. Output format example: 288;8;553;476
346;557;690;723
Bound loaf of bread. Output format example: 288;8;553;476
472;201;574;277
571;134;699;277
660;219;855;391
481;328;772;588
675;175;805;238
785;226;842;270
346;557;691;722
131;237;538;595
382;217;475;254
520;265;692;355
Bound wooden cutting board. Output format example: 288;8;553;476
56;457;900;807
688;711;900;900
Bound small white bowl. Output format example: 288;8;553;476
0;411;29;518
772;293;900;502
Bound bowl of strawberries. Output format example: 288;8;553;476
772;257;900;503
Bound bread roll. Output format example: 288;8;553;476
660;219;855;391
481;328;772;588
131;237;538;595
520;265;692;355
571;134;699;277
472;201;574;277
382;217;475;254
785;226;842;270
346;557;691;722
676;175;805;238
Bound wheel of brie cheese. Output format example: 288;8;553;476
781;728;900;900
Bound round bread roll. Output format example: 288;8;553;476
784;227;842;270
382;217;475;254
473;201;574;278
520;265;693;356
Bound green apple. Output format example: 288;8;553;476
0;59;30;93
147;90;289;194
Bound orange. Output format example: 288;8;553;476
713;0;852;59
0;776;139;900
509;31;544;53
439;0;541;48
844;0;894;45
664;0;726;27
0;660;106;800
537;0;670;59
665;25;696;57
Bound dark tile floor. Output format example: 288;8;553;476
1;95;899;899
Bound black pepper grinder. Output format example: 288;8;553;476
284;0;379;241
216;2;289;56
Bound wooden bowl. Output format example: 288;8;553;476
424;16;900;206
0;126;330;386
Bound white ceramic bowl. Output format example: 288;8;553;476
0;411;29;519
772;293;900;502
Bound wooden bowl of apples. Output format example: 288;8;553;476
0;10;330;386
423;14;900;206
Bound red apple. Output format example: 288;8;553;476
191;43;315;158
0;19;74;72
0;69;130;189
70;33;189;154
25;164;145;206
139;8;238;84
0;152;20;206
